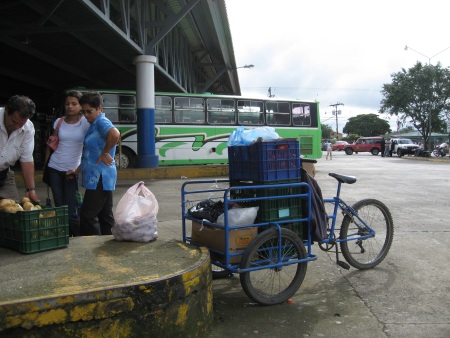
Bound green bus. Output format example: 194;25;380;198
68;89;322;168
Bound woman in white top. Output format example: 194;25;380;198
44;91;90;236
326;141;332;160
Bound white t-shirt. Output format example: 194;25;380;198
0;109;35;171
49;116;90;171
327;142;332;151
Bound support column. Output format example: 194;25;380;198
133;55;159;168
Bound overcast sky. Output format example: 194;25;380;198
225;0;450;133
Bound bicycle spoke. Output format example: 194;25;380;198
240;229;307;305
340;199;394;270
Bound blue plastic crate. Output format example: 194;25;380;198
228;139;301;182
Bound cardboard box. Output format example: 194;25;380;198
191;221;257;264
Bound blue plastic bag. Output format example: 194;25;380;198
227;126;279;146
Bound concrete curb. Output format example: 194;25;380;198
0;237;213;337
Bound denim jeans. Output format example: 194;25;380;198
48;167;80;236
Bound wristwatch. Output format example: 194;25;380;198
26;188;35;192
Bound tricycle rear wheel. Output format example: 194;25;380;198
239;228;307;305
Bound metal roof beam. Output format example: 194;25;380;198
0;35;92;81
146;0;201;53
0;66;55;90
36;0;64;28
24;0;137;77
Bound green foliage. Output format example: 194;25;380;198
321;123;333;139
379;62;450;149
342;114;391;136
341;134;360;143
399;125;414;133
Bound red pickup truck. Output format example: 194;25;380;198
343;137;383;156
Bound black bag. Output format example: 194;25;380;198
188;199;224;222
42;154;52;185
301;168;328;241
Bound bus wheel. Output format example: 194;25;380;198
115;147;135;168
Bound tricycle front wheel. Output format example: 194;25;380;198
340;199;394;270
239;228;307;305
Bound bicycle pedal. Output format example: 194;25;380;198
337;261;350;270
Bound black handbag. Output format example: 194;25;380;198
42;154;52;185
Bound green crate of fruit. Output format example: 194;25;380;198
0;206;69;254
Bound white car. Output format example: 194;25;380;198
391;138;419;157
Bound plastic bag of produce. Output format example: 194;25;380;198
112;181;159;242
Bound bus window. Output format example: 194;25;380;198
266;101;290;126
174;97;205;123
102;93;136;122
292;104;311;126
237;100;263;125
118;95;136;122
207;98;235;124
102;94;119;122
155;96;172;123
103;108;119;122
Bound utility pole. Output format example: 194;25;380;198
329;102;344;140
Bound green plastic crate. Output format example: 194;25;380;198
0;206;69;254
229;179;306;238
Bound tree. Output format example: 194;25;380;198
379;62;450;150
342;114;391;136
321;123;333;140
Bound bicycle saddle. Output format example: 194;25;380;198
328;173;357;184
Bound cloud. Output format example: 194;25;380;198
226;0;450;132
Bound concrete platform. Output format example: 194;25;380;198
0;236;212;337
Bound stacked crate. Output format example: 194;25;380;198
228;138;305;237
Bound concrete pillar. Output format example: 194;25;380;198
133;55;159;168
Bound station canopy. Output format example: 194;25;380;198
0;0;241;113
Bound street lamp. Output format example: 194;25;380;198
404;45;450;65
235;64;254;69
404;45;450;150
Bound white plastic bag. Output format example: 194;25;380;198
112;181;159;242
216;206;259;226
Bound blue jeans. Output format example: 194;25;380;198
48;167;80;236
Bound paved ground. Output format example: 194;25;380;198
18;152;450;337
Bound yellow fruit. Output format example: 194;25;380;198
23;201;34;211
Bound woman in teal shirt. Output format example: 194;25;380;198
73;91;120;235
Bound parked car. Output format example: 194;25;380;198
391;138;420;157
332;141;349;151
343;136;383;155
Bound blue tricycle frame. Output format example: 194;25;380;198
181;179;316;305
